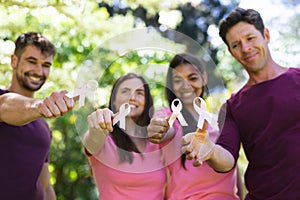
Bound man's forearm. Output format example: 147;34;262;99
44;185;56;200
0;93;42;126
206;144;235;172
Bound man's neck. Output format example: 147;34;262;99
7;84;35;98
247;63;288;86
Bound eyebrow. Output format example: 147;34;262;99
187;72;199;77
229;33;255;45
25;56;52;66
173;72;199;78
120;87;145;92
136;88;145;92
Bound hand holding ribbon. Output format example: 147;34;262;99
181;97;215;166
113;103;131;130
66;80;98;107
168;98;188;127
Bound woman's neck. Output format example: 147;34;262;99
185;104;198;120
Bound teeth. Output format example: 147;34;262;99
182;92;194;97
129;104;137;108
29;76;41;81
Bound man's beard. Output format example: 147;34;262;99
16;70;46;92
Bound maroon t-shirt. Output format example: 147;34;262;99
0;89;51;200
217;68;300;199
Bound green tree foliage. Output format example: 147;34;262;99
98;0;240;88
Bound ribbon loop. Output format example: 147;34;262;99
168;98;188;127
113;103;131;129
66;80;98;107
193;97;212;130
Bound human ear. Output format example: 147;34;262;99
264;28;270;44
11;54;18;69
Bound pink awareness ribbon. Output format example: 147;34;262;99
193;97;212;129
66;80;98;108
113;103;131;130
168;98;188;127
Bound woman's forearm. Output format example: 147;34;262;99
83;128;108;155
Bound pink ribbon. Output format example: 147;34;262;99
66;80;98;107
113;103;131;130
193;97;212;129
168;98;188;127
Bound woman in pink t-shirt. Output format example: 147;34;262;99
147;53;243;200
83;73;167;200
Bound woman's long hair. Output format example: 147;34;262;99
108;73;153;164
166;53;208;169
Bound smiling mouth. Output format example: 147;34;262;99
181;91;194;97
244;53;257;62
25;72;45;82
129;104;138;109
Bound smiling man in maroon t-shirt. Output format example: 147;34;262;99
0;32;75;199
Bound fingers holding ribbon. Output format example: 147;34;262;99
147;117;169;143
181;132;200;160
41;90;74;118
87;103;130;133
87;108;114;131
148;118;169;136
181;97;216;166
182;130;214;166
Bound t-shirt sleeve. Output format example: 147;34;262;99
216;101;240;165
45;124;52;163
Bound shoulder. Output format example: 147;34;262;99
287;67;300;75
0;89;8;95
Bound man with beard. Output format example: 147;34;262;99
0;32;75;199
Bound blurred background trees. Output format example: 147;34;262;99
1;0;299;199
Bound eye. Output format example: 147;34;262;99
42;63;51;68
121;89;130;95
189;76;199;82
27;59;37;64
231;43;238;49
137;91;145;96
173;78;182;84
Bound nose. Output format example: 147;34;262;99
33;63;44;75
182;80;191;89
129;92;136;101
241;40;251;52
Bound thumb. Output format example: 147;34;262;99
72;95;79;102
63;90;79;101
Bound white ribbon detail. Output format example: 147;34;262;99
193;97;212;129
113;103;131;130
66;80;98;107
168;98;188;127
